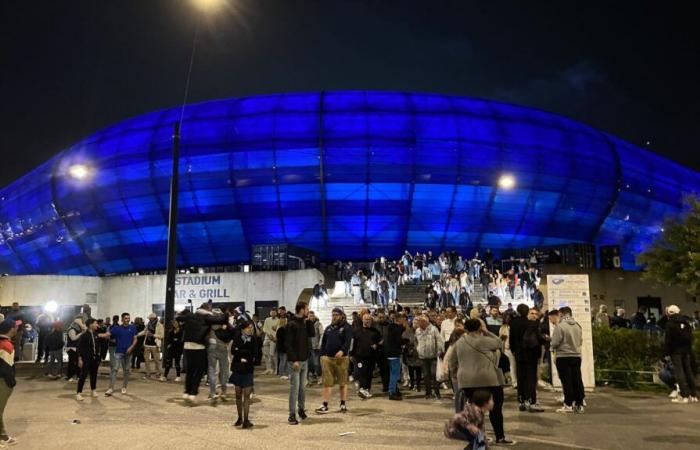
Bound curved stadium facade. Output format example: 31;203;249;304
1;91;699;276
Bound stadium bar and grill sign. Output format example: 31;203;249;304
174;274;230;301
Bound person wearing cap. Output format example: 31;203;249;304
0;319;18;446
140;313;164;380
665;305;698;403
76;318;110;401
316;307;353;414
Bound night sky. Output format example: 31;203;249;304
1;0;699;188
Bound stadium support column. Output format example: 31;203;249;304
164;121;181;348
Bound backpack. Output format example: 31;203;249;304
522;326;540;349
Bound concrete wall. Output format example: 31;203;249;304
542;265;698;315
0;269;324;320
0;275;101;315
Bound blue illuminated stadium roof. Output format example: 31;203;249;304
1;91;699;275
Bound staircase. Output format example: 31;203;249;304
312;280;533;328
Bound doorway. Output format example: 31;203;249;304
637;296;662;322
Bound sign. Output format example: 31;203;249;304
174;275;230;301
546;274;595;390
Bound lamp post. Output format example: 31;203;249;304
163;0;225;348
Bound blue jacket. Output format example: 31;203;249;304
320;320;353;357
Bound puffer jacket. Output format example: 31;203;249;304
415;324;444;359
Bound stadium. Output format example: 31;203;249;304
1;90;699;276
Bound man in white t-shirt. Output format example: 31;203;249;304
440;306;457;349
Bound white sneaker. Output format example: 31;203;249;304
672;397;689;404
690;397;699;403
280;375;289;380
105;388;114;396
121;388;127;395
556;405;574;413
174;377;181;382
188;395;196;403
91;390;98;398
182;393;189;400
669;390;679;399
159;376;166;382
76;393;84;402
402;380;410;387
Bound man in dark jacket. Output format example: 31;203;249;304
509;304;545;412
177;304;228;404
285;302;316;425
76;319;109;401
352;313;381;399
373;310;392;393
665;305;697;403
384;315;406;400
316;308;353;414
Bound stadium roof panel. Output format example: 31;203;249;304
1;91;699;275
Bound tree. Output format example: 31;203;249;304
636;195;700;297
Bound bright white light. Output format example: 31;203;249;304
45;300;58;313
498;174;516;189
68;164;90;180
192;0;225;12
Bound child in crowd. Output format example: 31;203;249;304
445;389;494;450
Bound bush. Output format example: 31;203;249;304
592;328;700;389
592;327;664;389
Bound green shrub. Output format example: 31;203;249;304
592;327;665;389
592;328;700;390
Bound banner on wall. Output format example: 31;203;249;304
173;274;231;301
546;274;595;390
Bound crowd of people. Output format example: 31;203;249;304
0;249;698;449
333;249;544;310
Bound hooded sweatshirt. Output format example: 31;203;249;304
550;316;582;358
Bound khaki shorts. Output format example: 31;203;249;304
321;355;349;387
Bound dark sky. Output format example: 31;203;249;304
1;0;699;187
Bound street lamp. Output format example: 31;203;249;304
163;0;229;345
68;164;90;180
498;174;516;189
192;0;226;12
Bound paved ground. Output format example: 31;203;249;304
5;365;700;449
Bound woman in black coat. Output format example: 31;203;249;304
230;318;258;429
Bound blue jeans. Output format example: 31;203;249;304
344;281;352;296
110;352;130;390
207;344;230;396
388;357;401;394
288;360;309;415
389;282;397;301
379;292;389;308
278;353;288;376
